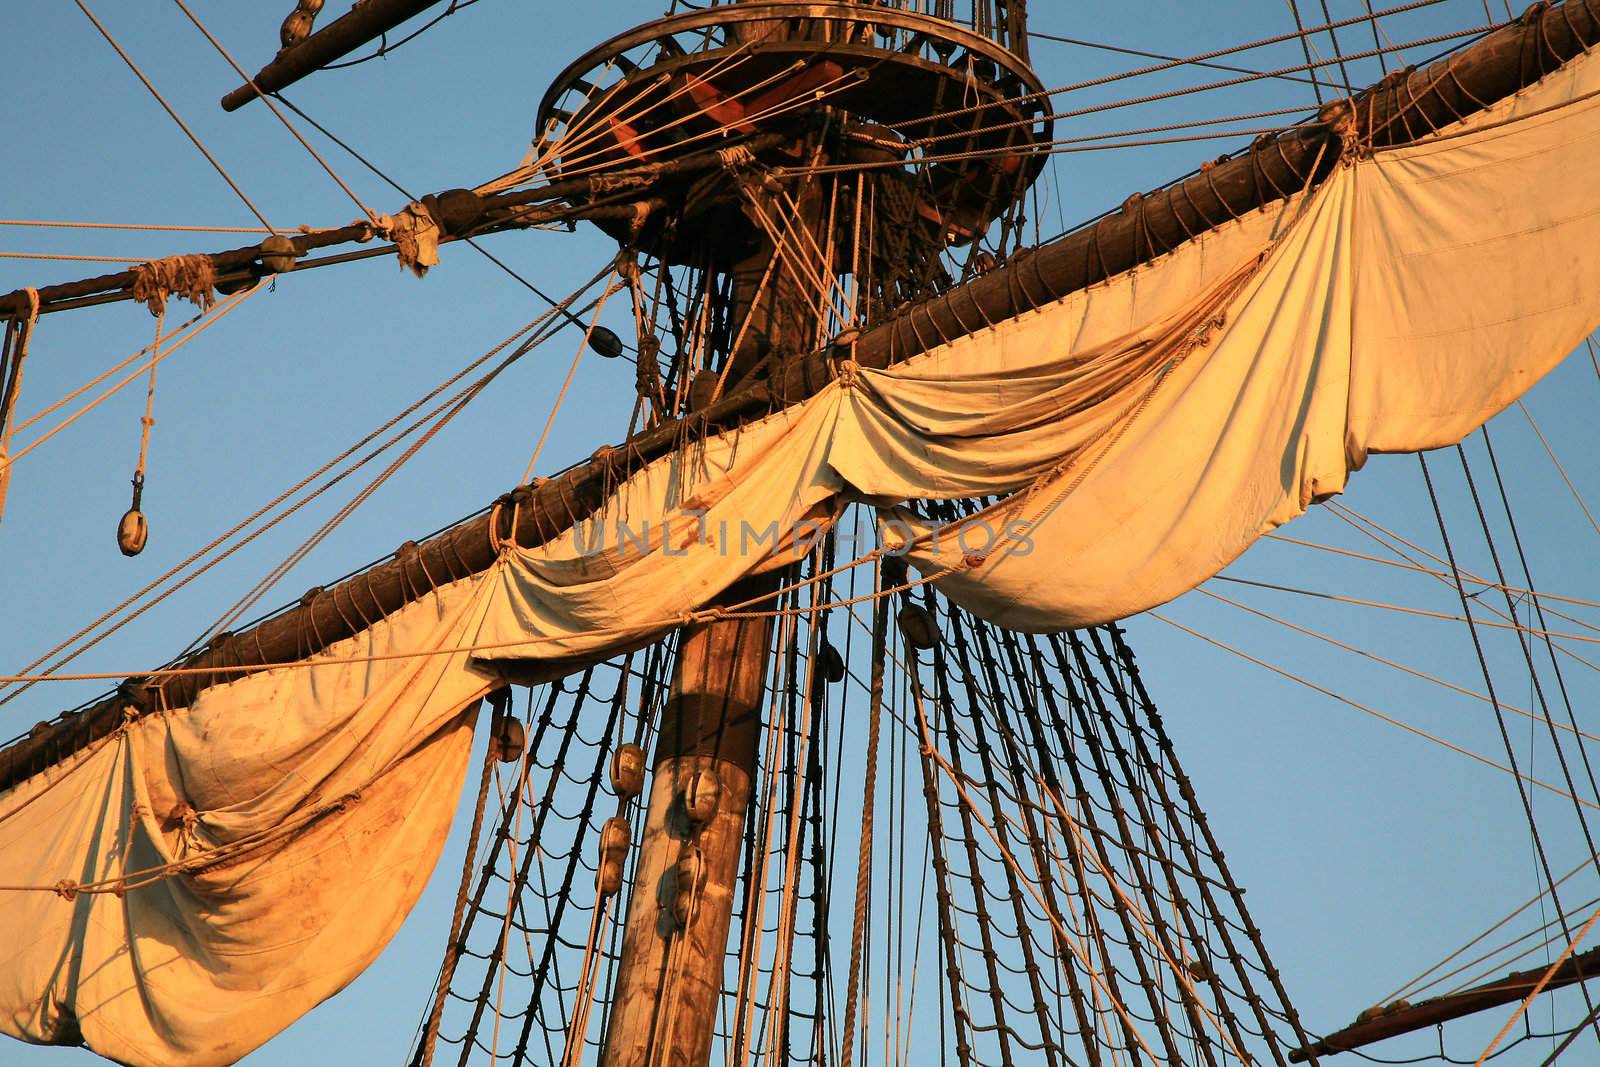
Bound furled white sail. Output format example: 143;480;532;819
914;55;1600;627
3;41;1599;1067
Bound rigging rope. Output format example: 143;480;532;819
71;0;276;233
1150;610;1600;813
1455;442;1600;883
267;91;626;342
0;282;259;480
1285;0;1329;104
1479;425;1600;815
1197;585;1600;746
1474;905;1600;1064
417;690;505;1067
0;269;607;709
191;275;601;647
896;0;1460;130
838;563;887;1067
171;0;381;226
1212;574;1600;647
1264;531;1600;622
1028;29;1350;91
1417;450;1599;1042
522;273;623;483
0;219;275;234
1518;400;1600;544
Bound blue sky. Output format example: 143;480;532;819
5;2;1600;1064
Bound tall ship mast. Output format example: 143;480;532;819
4;2;1600;1065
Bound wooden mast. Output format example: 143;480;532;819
597;576;776;1067
599;26;831;1053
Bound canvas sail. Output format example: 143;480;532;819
4;40;1600;1067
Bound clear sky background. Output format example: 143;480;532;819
5;2;1600;1064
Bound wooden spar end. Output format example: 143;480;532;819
221;0;452;112
1290;944;1600;1061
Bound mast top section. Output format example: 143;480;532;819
537;0;1051;259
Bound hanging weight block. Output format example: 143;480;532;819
597;816;631;897
609;742;646;798
117;508;148;557
257;235;300;275
670;845;706;928
680;768;721;825
587;326;625;358
490;712;525;763
818;641;846;684
897;604;938;650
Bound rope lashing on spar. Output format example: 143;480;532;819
0;287;41;525
587;170;658;196
131;254;217;317
715;142;758;169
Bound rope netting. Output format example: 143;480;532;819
410;509;1313;1066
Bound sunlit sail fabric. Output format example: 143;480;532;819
483;37;1600;644
3;43;1600;1067
909;51;1600;626
0;578;498;1066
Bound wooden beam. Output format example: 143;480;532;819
1290;944;1600;1060
0;134;786;320
221;0;453;112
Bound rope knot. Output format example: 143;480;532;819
53;879;79;902
167;803;199;834
835;358;861;387
118;678;152;723
1318;98;1364;161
